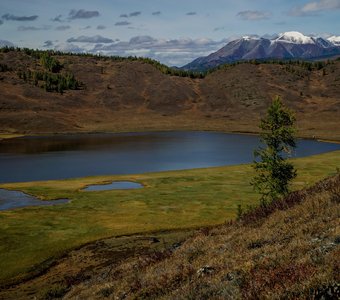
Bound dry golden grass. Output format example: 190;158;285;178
63;175;340;299
0;50;340;141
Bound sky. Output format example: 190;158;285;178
0;0;339;66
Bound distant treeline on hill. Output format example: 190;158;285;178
0;46;339;81
0;46;205;79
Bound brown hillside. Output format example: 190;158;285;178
63;175;340;299
0;51;340;140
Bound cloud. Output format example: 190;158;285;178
152;11;161;16
67;35;114;43
82;25;91;30
115;21;131;26
0;40;15;47
289;0;340;16
186;12;197;16
43;40;54;47
51;14;63;22
55;25;71;31
18;25;51;31
0;20;3;25
68;9;99;20
97;25;106;30
54;43;86;53
237;10;272;20
90;35;229;66
120;14;128;18
2;13;38;21
214;26;226;32
129;11;141;17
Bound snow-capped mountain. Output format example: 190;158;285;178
182;31;340;71
327;35;340;46
275;31;315;44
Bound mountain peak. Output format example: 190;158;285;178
327;35;340;46
241;35;260;41
182;31;340;71
276;31;315;44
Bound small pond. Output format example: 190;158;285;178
83;181;143;191
0;189;69;211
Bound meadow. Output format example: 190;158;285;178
0;150;339;286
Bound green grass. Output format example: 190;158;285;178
0;150;339;284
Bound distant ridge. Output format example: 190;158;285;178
182;31;340;71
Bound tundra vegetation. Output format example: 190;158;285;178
0;150;339;298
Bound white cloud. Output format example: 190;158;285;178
0;39;15;47
54;43;86;53
54;37;221;66
289;0;340;16
88;35;229;66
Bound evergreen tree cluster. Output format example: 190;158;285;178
40;53;62;73
207;58;332;74
17;70;80;93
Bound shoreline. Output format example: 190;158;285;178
1;128;340;144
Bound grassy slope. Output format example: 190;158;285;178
1;51;340;141
0;150;339;285
65;174;340;299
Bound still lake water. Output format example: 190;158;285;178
0;131;339;183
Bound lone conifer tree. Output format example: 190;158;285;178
252;96;297;205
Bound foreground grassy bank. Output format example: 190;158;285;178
0;150;340;285
64;173;340;299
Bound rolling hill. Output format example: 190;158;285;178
0;48;340;141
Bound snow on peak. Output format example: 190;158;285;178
241;35;260;41
327;36;340;46
276;31;315;44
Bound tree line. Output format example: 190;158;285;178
0;46;337;81
0;46;205;79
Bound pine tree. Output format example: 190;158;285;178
252;96;297;205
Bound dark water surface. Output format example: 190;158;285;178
0;189;69;211
83;181;143;191
1;131;339;183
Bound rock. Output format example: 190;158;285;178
197;266;214;277
171;242;182;250
149;237;160;244
312;283;339;299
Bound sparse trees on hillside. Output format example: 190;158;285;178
40;53;62;73
252;96;297;205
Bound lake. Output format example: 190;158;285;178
0;131;339;183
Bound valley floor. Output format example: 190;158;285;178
0;151;339;299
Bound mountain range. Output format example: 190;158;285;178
182;31;340;71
